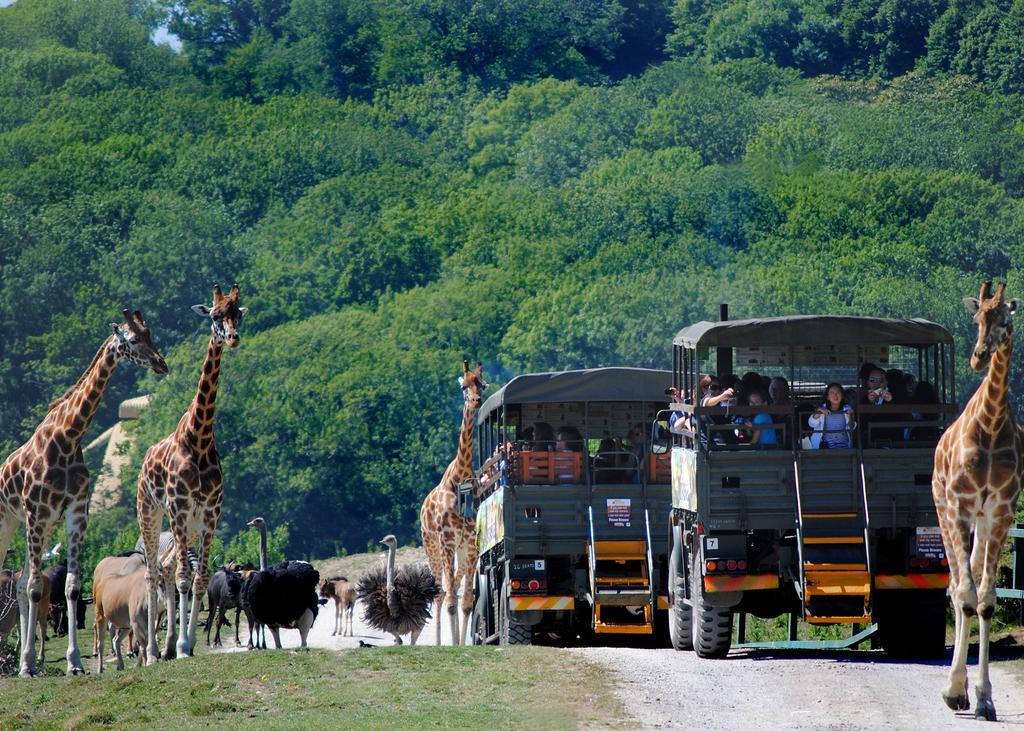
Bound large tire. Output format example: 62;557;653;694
876;589;947;660
669;556;693;651
499;579;532;646
690;553;733;658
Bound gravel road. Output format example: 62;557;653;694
215;570;1024;730
571;645;1024;730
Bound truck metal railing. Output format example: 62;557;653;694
791;455;807;617
857;461;874;593
996;525;1024;625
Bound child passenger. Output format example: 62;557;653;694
808;383;854;449
741;389;777;449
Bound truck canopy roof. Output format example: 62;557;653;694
478;367;672;424
673;315;953;349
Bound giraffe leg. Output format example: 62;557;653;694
442;545;459;646
137;491;163;666
973;520;1011;722
19;512;51;677
457;537;478;646
942;506;976;711
171;515;194;658
63;481;89;675
187;514;217;652
423;531;446;646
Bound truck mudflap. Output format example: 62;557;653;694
704;574;779;593
509;596;575;611
874;573;950;589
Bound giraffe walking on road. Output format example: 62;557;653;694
933;281;1024;721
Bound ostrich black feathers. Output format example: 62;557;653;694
356;562;440;637
243;560;320;630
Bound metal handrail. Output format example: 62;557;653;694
791;456;807;618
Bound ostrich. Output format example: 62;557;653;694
356;535;441;645
242;517;319;649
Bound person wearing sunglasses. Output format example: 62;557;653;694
863;369;893;405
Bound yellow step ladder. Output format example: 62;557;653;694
588;540;653;634
801;514;871;623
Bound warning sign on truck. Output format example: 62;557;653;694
607;498;631;527
916;526;945;559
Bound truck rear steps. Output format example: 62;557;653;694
800;513;871;624
588;540;653;634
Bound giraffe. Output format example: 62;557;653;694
933;281;1024;721
420;360;487;645
137;284;246;662
0;310;167;676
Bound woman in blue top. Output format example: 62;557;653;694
807;383;854;449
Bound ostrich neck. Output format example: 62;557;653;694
258;524;268;571
385;544;396;601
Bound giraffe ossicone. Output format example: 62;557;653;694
934;280;1023;721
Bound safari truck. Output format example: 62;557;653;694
665;315;956;658
466;368;675;645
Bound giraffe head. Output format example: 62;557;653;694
458;360;488;409
112;309;168;374
964;281;1019;371
191;284;247;348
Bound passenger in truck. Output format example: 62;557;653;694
530;422;556;451
739;389;778;449
808;383;854;449
594;438;623;483
554;426;584;483
700;375;737;446
666;386;693;435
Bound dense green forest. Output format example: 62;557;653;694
2;0;1024;562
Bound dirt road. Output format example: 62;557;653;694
572;645;1024;730
217;570;1024;729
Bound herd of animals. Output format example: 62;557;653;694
0;518;439;672
0;283;440;682
0;278;1021;724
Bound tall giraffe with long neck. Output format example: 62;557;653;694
0;311;167;676
934;281;1024;721
420;361;487;645
137;285;246;662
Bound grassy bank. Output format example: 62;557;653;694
0;644;624;730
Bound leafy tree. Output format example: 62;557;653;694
985;0;1024;93
169;0;291;70
636;80;760;164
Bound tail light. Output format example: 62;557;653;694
726;559;737;571
512;580;521;590
706;560;717;572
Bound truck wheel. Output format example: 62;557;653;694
669;558;693;651
499;579;532;646
690;553;733;658
876;589;947;660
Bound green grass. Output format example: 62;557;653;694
1;632;624;730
